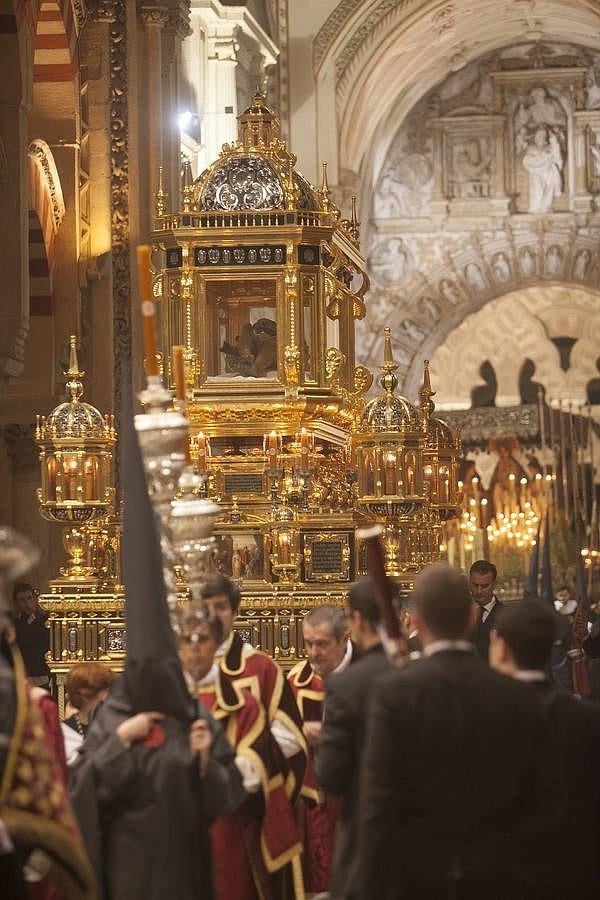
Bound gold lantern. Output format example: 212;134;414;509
354;329;444;583
36;336;116;587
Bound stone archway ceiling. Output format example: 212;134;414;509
353;32;600;403
428;284;600;408
332;0;600;172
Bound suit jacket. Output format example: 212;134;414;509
514;678;600;898
315;644;389;898
471;597;503;661
358;648;542;900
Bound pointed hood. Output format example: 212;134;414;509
575;550;590;614
523;521;541;599
539;512;554;608
121;369;193;721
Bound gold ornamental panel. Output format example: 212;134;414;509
303;532;351;583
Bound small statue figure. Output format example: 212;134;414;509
221;317;277;377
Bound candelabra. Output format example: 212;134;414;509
36;336;116;587
170;468;221;623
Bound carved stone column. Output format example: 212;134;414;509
0;41;30;385
205;21;239;165
139;5;169;217
161;1;192;207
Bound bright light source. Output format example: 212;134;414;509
178;111;193;132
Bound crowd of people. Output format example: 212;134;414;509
2;556;600;900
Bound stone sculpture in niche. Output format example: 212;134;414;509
545;245;563;276
590;142;600;177
367;236;411;286
522;126;564;213
514;87;566;214
452;139;491;198
519;247;537;277
399;318;426;343
465;262;486;291
585;68;600;110
420;296;441;322
439;278;462;305
492;253;511;283
374;154;432;218
573;248;591;280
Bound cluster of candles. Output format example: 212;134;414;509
262;429;315;472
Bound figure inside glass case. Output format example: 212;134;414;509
220;317;277;377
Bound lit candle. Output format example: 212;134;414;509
137;244;159;377
195;432;207;472
441;478;449;505
384;451;397;495
64;455;79;501
47;457;56;500
278;532;290;565
84;457;97;501
266;431;279;470
172;345;186;402
299;428;310;467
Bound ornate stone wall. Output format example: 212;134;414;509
358;41;600;404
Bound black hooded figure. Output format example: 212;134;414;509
69;370;244;900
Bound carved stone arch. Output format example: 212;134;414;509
425;284;600;408
27;139;66;276
333;0;600;175
428;292;564;408
0;0;31;383
359;224;600;397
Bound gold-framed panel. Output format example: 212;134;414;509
303;531;351;583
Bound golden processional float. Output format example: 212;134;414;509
37;95;462;694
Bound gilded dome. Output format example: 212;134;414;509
39;337;114;442
426;417;457;449
194;94;324;215
361;393;421;431
199;155;284;212
359;327;422;432
46;399;106;439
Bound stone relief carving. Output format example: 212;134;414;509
27;140;66;231
491;252;511;283
573;248;592;280
399;318;426;343
443;58;497;115
431;3;456;43
451;138;491;199
585;67;600;109
439;278;463;305
514;88;566;213
419;296;441;323
545;245;563;276
518;246;537;278
367;236;412;286
358;40;600;390
464;262;486;292
374;155;433;217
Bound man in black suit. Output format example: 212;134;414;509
469;559;503;660
315;578;389;900
359;564;541;900
490;600;600;897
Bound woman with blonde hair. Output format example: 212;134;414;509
61;662;116;764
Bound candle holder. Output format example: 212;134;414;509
270;504;301;583
135;378;190;618
170;468;221;630
36;336;116;588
